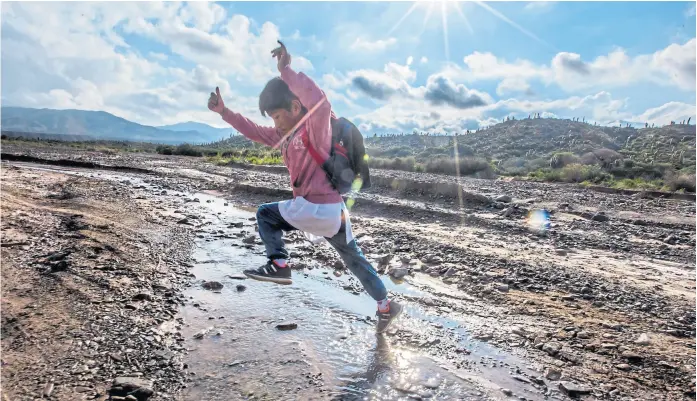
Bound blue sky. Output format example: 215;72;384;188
1;1;695;133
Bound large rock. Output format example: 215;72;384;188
110;377;154;401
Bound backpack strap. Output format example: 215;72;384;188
301;129;325;166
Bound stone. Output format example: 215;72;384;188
276;322;298;331
621;351;642;363
502;388;513;396
443;267;457;277
193;328;212;339
496;195;512;203
236;284;246;292
242;235;256;244
635;333;650;345
576;331;592;339
110;377;154;401
227;274;247;280
512;375;531;384
389;267;409;279
202;281;223;291
558;381;591;397
542;342;562;356
590;212;610;222
496;283;509;293
545;368;562;381
615;363;631;371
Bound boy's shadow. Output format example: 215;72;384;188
330;335;394;400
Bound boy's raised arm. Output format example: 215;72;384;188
272;41;332;158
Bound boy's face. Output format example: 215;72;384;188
269;100;303;133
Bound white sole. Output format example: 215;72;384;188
243;272;292;285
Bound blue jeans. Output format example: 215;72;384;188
256;202;388;301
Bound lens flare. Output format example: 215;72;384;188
526;209;551;234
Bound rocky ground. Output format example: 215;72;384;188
1;144;695;401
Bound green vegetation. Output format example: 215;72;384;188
3;117;695;193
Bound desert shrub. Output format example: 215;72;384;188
560;164;606;183
549;152;580;168
156;145;174;155
425;157;492;177
499;157;527;175
174;143;202;157
527;157;549;171
368;157;417;172
665;172;696;192
580;152;599;165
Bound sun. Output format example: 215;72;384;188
386;1;552;62
387;1;472;62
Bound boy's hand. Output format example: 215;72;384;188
271;40;291;72
208;87;225;115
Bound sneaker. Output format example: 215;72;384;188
376;301;403;334
243;261;292;285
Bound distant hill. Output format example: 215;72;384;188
364;118;696;168
0;107;228;145
157;121;234;141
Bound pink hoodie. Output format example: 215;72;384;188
220;65;342;205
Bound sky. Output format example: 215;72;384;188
1;1;695;134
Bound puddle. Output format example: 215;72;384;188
11;163;558;401
177;192;551;401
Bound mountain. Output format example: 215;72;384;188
157;121;233;141
0;107;216;145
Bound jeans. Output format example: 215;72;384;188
256;202;387;301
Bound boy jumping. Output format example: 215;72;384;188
207;41;402;334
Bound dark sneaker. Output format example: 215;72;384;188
243;261;292;285
376;301;403;334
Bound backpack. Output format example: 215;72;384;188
303;117;371;195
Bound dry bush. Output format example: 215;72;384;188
665;173;696;192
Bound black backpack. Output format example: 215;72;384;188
304;117;371;194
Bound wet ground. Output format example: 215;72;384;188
177;191;548;401
2;148;695;401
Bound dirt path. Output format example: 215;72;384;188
1;150;695;401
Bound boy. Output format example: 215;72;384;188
207;41;402;334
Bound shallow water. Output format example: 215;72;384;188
177;192;550;401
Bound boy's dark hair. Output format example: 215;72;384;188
259;77;306;117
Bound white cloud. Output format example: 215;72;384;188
178;1;226;32
451;39;696;92
349;37;397;52
686;3;696;17
496;78;532;96
406;56;414;66
420;56;428;64
0;1;317;127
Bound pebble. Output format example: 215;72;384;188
558;381;591;396
201;281;223;291
276;322;298;331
